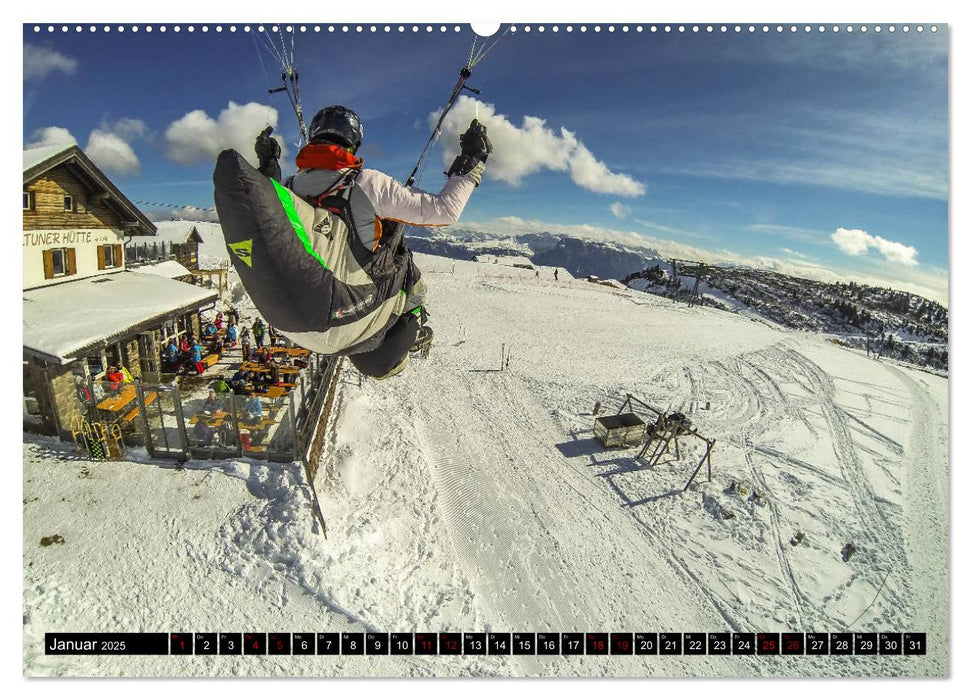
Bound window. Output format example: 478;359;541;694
23;191;32;210
43;248;76;279
63;195;74;212
50;248;66;276
98;243;123;270
87;354;105;378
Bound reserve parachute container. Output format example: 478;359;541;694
212;149;411;356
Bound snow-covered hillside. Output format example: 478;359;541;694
23;253;948;678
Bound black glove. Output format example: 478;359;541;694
459;119;492;162
255;126;282;180
447;120;492;179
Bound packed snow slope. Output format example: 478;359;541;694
23;253;948;677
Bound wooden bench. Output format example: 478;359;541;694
238;418;274;431
120;391;158;423
203;354;220;368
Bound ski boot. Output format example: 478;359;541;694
408;305;433;355
411;325;433;354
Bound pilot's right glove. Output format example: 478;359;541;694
447;120;492;186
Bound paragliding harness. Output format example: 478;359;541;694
293;166;418;300
214;148;415;359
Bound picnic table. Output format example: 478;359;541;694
246;385;287;399
96;384;137;412
238;417;275;431
96;384;159;422
188;410;231;428
96;385;157;412
271;347;310;358
241;362;301;376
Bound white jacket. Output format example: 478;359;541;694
357;166;482;227
290;162;483;230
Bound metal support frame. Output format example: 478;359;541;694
614;392;717;487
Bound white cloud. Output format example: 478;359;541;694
23;44;77;81
779;248;817;261
82;118;149;177
609;202;631;219
831;228;870;255
25;126;77;150
570;142;644;196
86;130;141;177
108;117;150;141
164;102;284;166
148;207;220;223
435;96;645;197
832;227;918;266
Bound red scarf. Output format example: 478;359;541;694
295;143;363;171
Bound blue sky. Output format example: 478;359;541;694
22;23;948;302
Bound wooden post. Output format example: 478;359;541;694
683;439;715;491
619;393;632;415
683;453;706;491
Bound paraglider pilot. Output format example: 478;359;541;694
237;105;492;379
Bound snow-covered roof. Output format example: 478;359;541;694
131;260;192;279
23;272;218;364
151;221;205;245
472;254;535;269
23;143;74;173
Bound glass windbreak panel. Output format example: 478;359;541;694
267;395;295;459
292;376;306;431
184;385;238;456
131;383;184;457
235;393;270;456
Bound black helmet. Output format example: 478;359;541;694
308;105;364;152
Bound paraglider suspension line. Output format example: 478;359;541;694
406;66;473;188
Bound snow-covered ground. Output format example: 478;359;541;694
22;253;948;677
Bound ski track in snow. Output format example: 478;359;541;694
884;363;949;676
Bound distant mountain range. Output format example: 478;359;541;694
406;227;948;372
407;228;664;281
